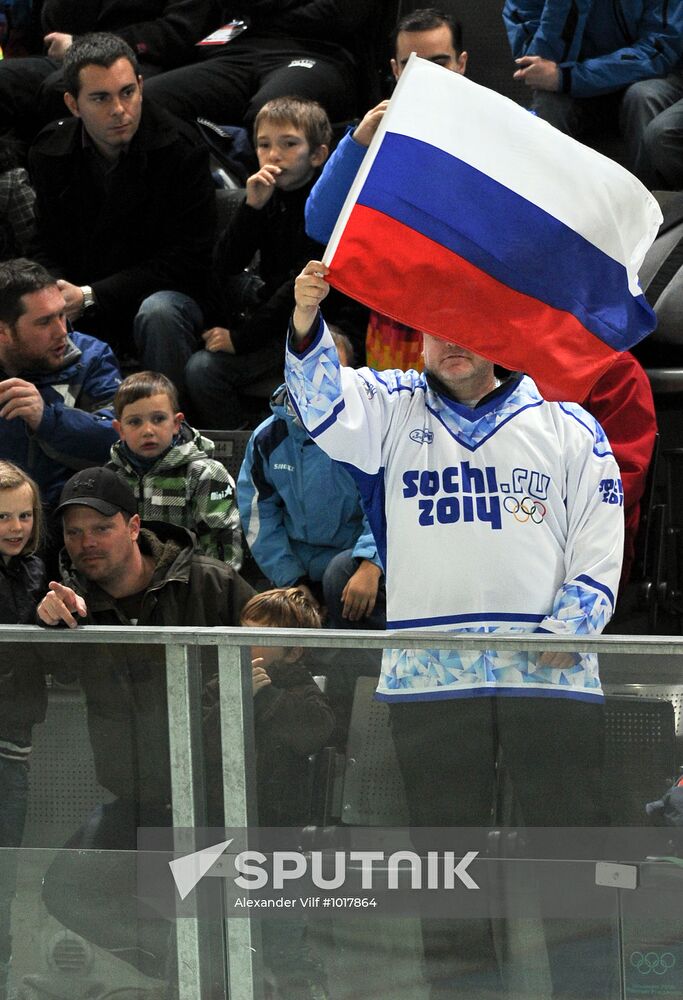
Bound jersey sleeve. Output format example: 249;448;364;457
536;406;624;636
285;312;393;476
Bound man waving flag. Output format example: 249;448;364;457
323;55;662;401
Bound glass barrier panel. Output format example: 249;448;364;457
1;629;683;1000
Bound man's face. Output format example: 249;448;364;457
0;285;68;373
64;57;143;161
63;506;140;590
392;24;468;79
255;122;327;191
422;334;495;401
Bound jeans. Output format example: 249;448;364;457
144;38;357;130
322;550;387;630
531;89;624;144
621;72;683;189
132;291;203;405
389;697;611;998
185;340;284;429
0;56;62;143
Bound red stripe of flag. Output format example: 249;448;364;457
327;204;617;401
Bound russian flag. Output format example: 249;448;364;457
323;55;662;402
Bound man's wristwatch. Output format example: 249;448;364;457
80;285;96;311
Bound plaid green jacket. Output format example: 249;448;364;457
108;423;242;568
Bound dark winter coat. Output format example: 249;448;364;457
0;552;48;741
40;0;219;69
210;175;367;357
209;176;323;354
204;658;334;826
54;522;254;803
28;101;215;338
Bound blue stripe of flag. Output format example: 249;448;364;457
357;132;655;351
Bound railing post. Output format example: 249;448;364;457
166;642;206;1000
218;643;262;1000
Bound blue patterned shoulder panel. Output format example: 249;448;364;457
558;401;612;456
426;375;544;451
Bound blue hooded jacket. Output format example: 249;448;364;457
0;331;120;509
237;384;381;586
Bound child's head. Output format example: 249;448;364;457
240;587;321;667
329;326;355;367
113;371;183;460
0;461;42;560
253;96;331;192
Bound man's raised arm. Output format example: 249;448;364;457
291;260;331;344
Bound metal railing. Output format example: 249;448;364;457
3;625;683;1000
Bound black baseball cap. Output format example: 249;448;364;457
56;467;138;518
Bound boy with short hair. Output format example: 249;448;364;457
204;584;334;824
107;370;241;566
185;95;365;429
205;586;334;826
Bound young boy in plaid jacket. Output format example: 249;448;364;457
107;370;241;566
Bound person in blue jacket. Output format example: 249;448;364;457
0;258;121;515
237;335;385;630
502;0;682;172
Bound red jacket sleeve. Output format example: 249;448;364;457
582;352;657;587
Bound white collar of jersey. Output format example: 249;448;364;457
425;373;543;450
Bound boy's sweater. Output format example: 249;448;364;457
204;659;335;826
209;176;323;355
108;421;242;567
208;174;367;358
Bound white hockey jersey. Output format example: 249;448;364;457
286;317;624;703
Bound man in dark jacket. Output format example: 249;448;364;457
143;0;371;129
0;258;120;514
28;32;216;393
0;0;218;143
37;465;254;808
36;466;254;980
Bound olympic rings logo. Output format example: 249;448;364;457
629;951;676;975
503;495;546;524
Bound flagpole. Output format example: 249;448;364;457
323;53;421;266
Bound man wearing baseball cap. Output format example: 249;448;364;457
40;467;151;622
36;466;254;983
39;466;253;627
